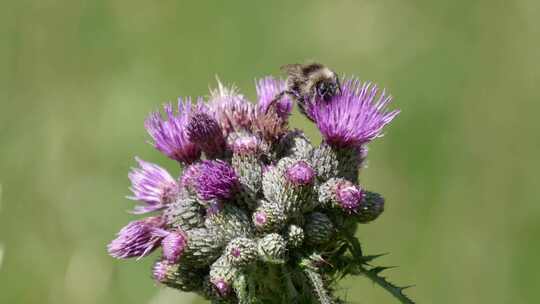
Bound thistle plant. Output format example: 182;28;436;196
108;73;414;303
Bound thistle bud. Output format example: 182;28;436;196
225;237;258;267
318;178;364;213
213;279;232;298
209;256;239;298
205;204;253;242
262;158;312;215
257;233;287;264
231;152;263;209
152;260;203;291
181;228;226;266
229;133;263;156
304;212;335;245
252;200;286;232
164;196;204;231
356;191;385;223
335;181;363;213
285;160;315;186
277;129;313;160
161;231;187;263
284;224;304;248
310;144;339;181
261;164;289;207
311;143;363;182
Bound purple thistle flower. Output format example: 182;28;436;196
256;77;292;119
128;157;179;214
335;181;364;213
145;98;202;164
107;217;167;259
230;134;262;156
212;278;231;297
182;160;239;201
285;161;315;186
161;231;187;263
152;260;171;283
253;211;267;227
308;78;400;149
209;81;255;135
186;110;226;158
230;247;241;258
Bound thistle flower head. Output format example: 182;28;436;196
357;191;385;223
225;237;257;266
212;279;231;297
145;99;202;164
253;210;267;227
107;217;166;259
285;160;315;186
127;157;179;214
308;78;399;149
108;67;410;303
182;160;238;201
229;134;262;156
161;231;188;263
152;260;172;283
335;180;364;213
186;109;225;158
256;76;292;119
209;81;255;135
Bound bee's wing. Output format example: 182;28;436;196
280;64;303;76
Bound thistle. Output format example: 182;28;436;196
108;71;414;303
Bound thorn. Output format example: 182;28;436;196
400;285;415;291
370;266;397;275
360;252;389;263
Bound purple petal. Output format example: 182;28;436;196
145;98;203;164
256;76;292;119
128;157;179;214
107;217;167;260
308;78;399;149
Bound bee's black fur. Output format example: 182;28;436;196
270;63;340;121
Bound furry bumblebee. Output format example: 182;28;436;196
272;63;341;120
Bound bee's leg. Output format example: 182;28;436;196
265;90;292;114
271;91;286;103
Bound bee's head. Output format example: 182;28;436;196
316;78;341;101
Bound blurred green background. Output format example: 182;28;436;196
1;0;539;303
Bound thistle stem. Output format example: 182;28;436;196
303;268;334;304
281;265;299;302
233;273;250;304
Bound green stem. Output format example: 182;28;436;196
281;265;299;302
303;268;334;304
247;272;257;303
233;273;250;304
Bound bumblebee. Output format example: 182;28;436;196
272;63;341;119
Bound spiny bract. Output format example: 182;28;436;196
108;72;414;304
